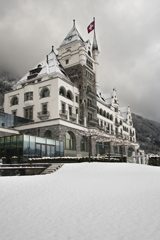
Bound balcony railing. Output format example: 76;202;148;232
69;113;77;121
116;133;123;138
87;103;97;111
37;111;50;120
87;90;96;98
59;110;68;119
88;118;98;125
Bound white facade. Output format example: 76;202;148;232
4;20;139;157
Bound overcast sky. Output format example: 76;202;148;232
0;0;160;121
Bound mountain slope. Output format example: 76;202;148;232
132;113;160;153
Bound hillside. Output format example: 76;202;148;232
0;68;18;106
132;113;160;153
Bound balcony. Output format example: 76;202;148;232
87;90;96;98
87;103;97;111
37;111;50;120
98;125;104;130
59;110;68;119
115;122;120;127
69;113;77;121
116;133;123;139
88;117;98;126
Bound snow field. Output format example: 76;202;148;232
0;163;160;240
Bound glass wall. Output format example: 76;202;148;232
96;142;110;155
0;134;64;162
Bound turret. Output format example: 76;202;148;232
92;31;99;62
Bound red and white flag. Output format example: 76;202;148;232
87;20;95;33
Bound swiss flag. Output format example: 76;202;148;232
87;20;95;33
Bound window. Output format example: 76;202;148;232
76;108;78;114
10;96;18;106
61;102;66;113
65;131;76;150
103;111;106;117
40;87;50;98
24;106;33;120
75;96;79;103
59;86;66;97
66;90;73;100
110;114;113;121
42;103;48;114
65;59;69;64
88;113;92;120
87;98;92;107
68;106;72;116
81;136;88;152
24;92;33;101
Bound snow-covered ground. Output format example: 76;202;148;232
0;163;160;240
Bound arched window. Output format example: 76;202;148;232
87;85;91;93
66;90;73;100
65;131;76;150
81;136;89;152
110;114;113;121
107;112;110;119
100;108;102;115
59;86;66;97
10;96;18;106
40;87;50;98
103;110;106;117
88;51;91;57
97;107;100;114
44;130;52;139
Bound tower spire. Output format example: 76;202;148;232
73;19;75;27
92;17;99;52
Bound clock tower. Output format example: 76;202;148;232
58;20;99;127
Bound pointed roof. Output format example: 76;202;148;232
60;20;84;47
92;31;99;51
119;106;131;120
15;47;68;88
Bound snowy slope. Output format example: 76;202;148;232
0;163;160;240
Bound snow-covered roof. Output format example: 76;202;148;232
97;91;112;105
60;20;84;47
15;47;68;88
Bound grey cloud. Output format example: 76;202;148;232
0;0;160;121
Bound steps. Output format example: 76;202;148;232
41;163;63;175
